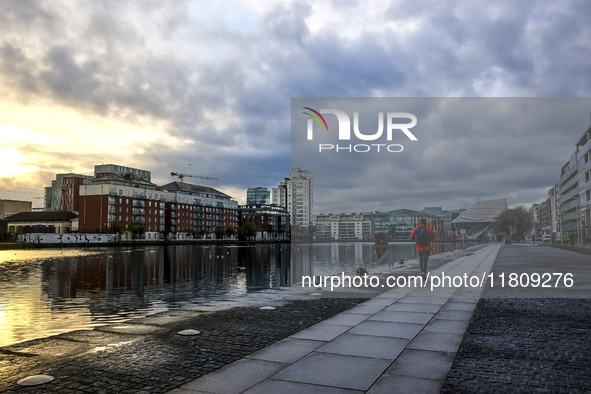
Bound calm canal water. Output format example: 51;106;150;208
0;242;459;347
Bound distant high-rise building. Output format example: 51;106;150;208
246;187;270;205
44;173;92;212
272;168;314;227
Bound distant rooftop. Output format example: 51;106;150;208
160;182;232;200
6;211;78;222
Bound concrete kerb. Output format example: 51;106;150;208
169;244;502;394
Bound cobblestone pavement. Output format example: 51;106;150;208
442;298;591;393
443;245;591;393
0;298;367;393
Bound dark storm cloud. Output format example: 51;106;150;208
293;98;591;213
1;0;590;207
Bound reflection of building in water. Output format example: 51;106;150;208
244;244;290;291
291;244;313;285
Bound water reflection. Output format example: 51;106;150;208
0;245;291;347
0;241;465;347
291;241;457;277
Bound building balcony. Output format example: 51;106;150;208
133;200;146;208
133;216;146;224
171;212;177;218
132;208;145;215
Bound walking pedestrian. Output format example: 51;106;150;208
410;219;437;280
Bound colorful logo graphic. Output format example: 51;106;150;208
302;107;329;132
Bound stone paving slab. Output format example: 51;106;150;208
407;331;466;353
315;333;409;360
384;302;443;313
422;318;471;334
244;379;365;394
321;312;372;326
367;310;434;324
366;375;444;394
348;320;424;339
245;338;325;364
289;323;352;341
178;359;288;394
271;352;392;391
384;349;456;380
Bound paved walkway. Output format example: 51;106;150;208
167;244;501;394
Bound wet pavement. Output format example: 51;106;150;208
165;244;500;393
3;243;589;393
442;244;591;393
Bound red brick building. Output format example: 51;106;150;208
160;182;238;239
78;173;164;238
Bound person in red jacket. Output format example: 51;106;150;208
409;219;437;280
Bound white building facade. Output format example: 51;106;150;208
272;168;314;228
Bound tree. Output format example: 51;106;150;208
111;221;124;234
186;228;198;239
492;207;533;241
225;227;235;239
130;224;145;240
237;225;257;241
215;227;225;240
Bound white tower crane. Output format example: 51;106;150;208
170;172;219;183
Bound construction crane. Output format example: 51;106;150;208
170;172;218;183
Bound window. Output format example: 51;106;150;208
119;189;123;195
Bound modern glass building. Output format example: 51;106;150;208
246;187;271;205
372;209;443;241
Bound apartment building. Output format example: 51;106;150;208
272;168;314;228
160;182;238;239
315;212;372;241
78;172;164;240
576;125;591;242
44;173;91;212
239;204;290;241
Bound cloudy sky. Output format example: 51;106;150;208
1;0;590;212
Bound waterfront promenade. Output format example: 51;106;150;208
168;244;500;393
168;243;591;394
2;243;590;393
